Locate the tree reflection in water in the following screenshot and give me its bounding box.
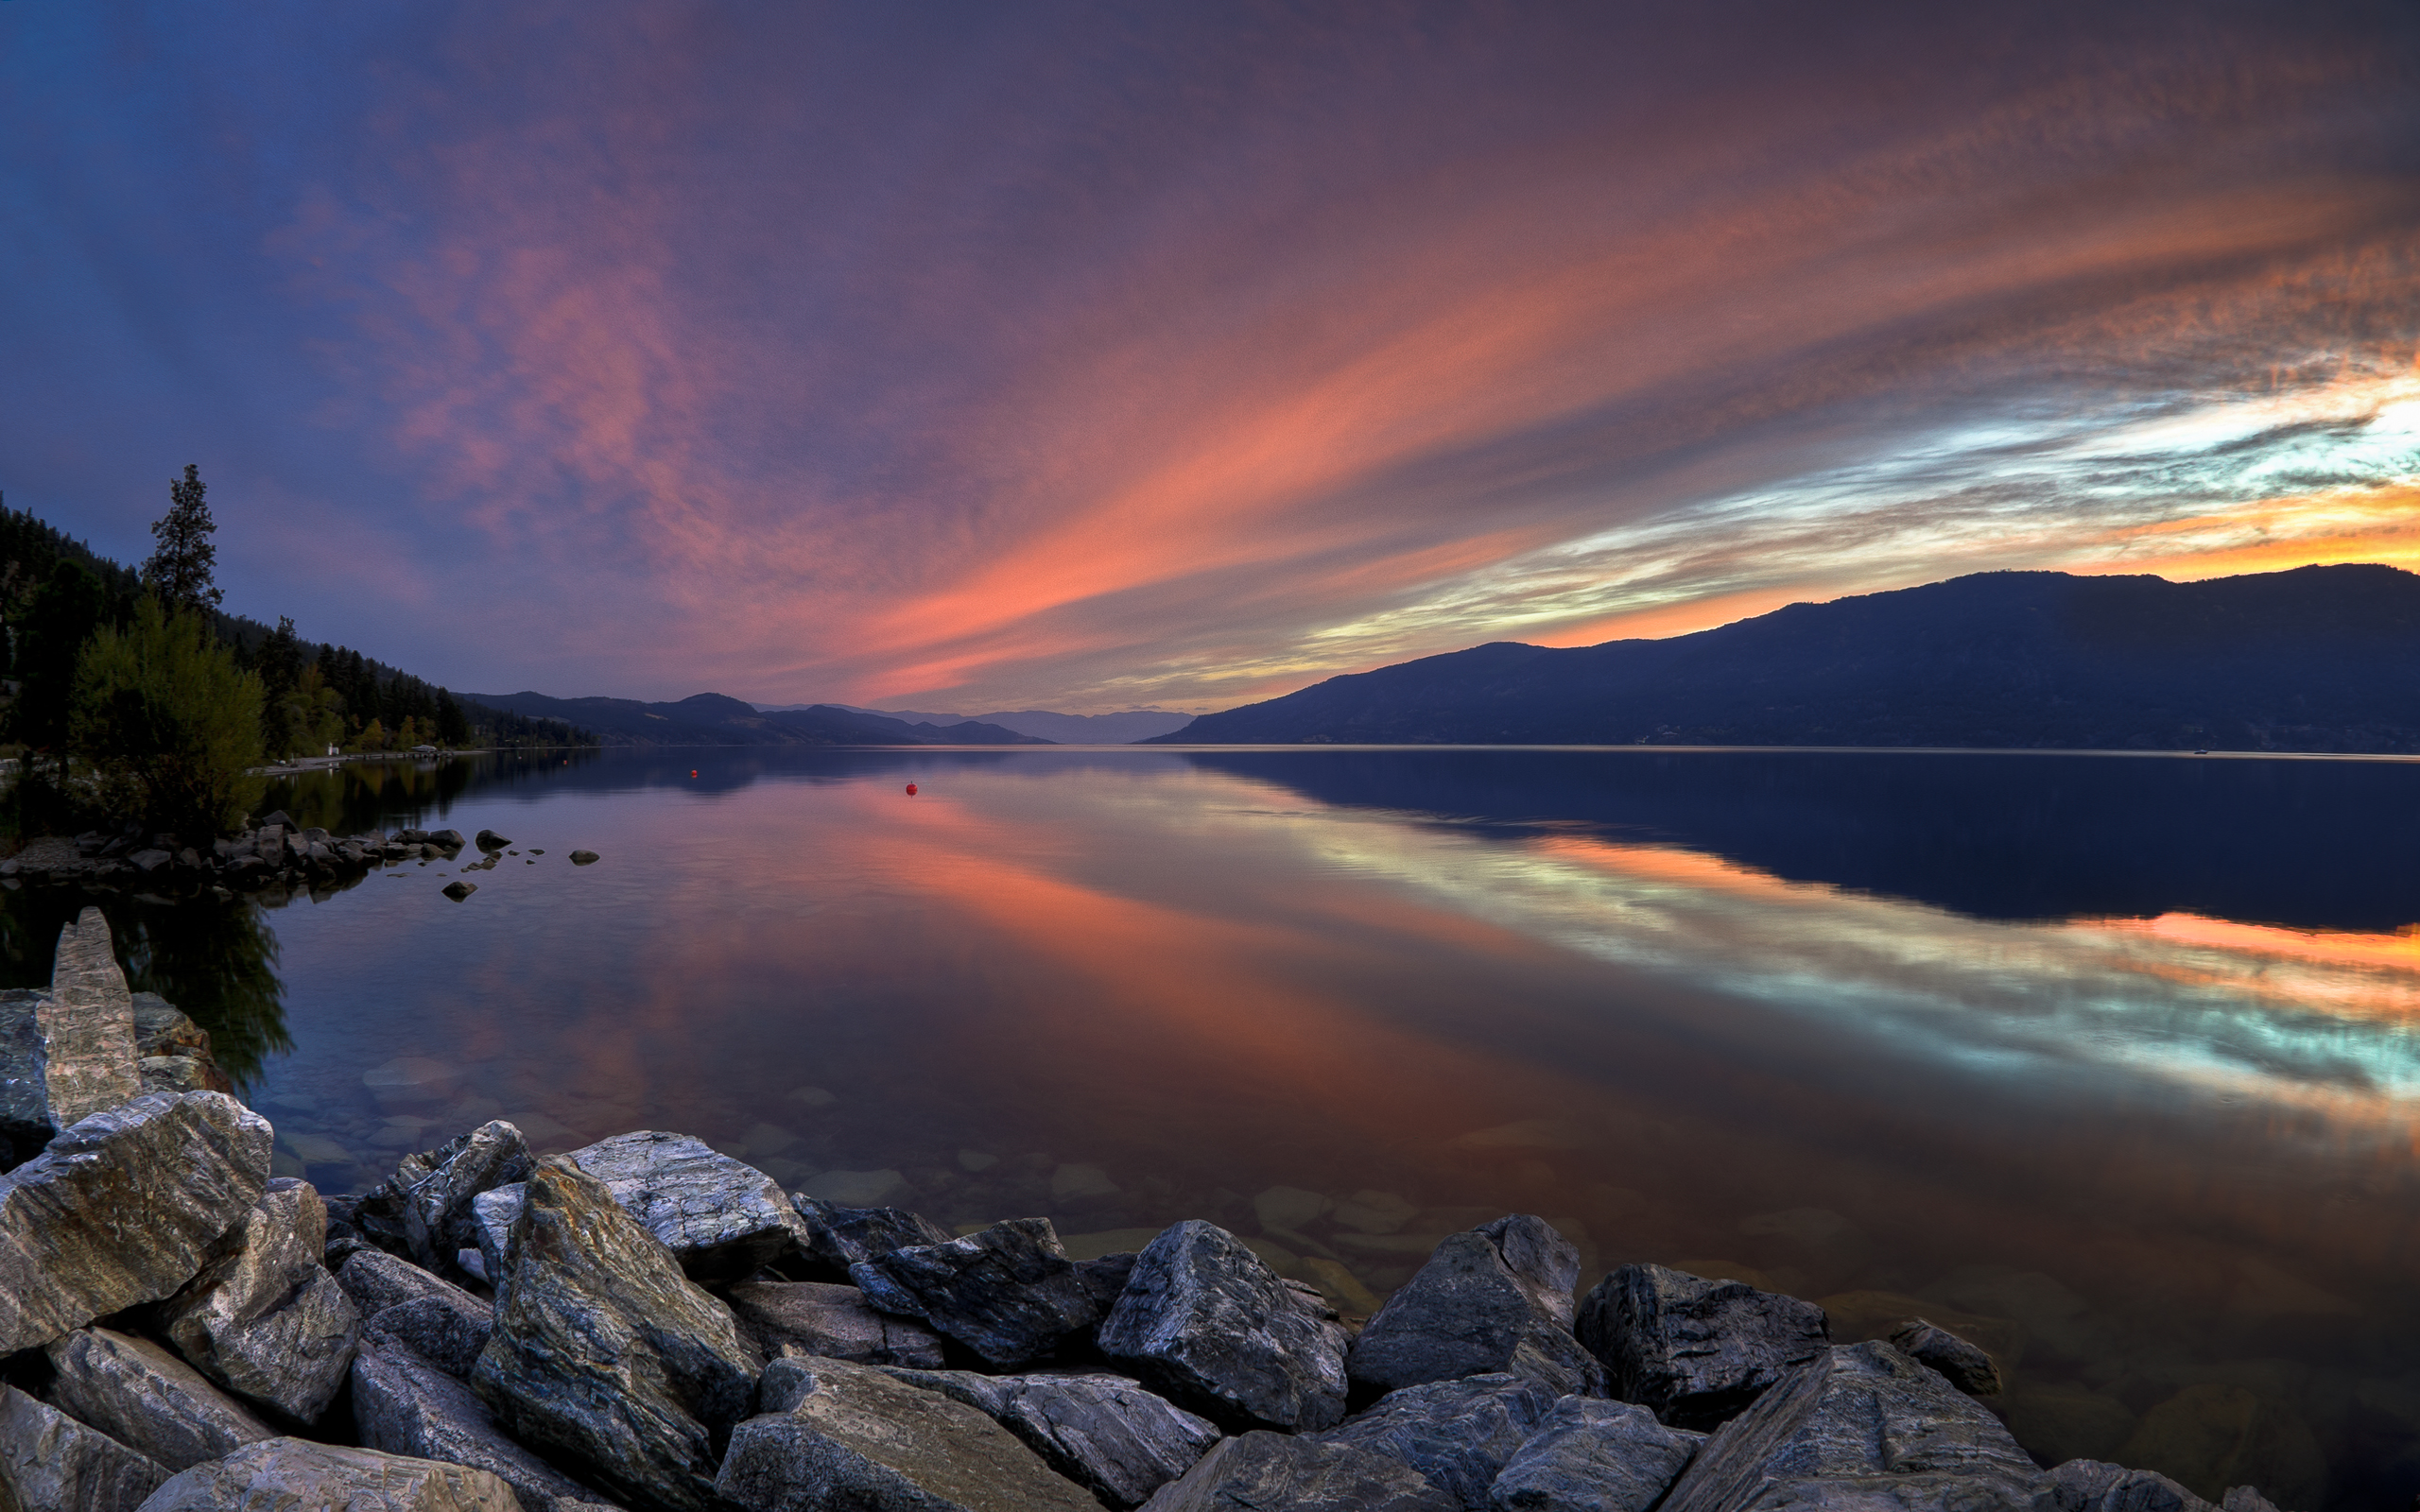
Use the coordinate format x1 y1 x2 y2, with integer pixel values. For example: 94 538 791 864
0 887 290 1088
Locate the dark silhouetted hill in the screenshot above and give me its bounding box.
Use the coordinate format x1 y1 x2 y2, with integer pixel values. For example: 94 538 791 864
1151 566 2420 751
462 691 1049 747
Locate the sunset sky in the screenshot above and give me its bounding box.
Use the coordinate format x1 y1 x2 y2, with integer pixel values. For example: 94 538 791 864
4 3 2415 713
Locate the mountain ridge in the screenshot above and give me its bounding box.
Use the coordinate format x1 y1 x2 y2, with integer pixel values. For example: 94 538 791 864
462 690 1049 747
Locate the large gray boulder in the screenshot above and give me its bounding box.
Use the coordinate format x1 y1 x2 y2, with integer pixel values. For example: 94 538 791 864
0 910 146 1166
792 1196 955 1280
1654 1341 2040 1512
0 1383 169 1512
470 1155 760 1512
567 1129 808 1281
43 1327 275 1472
1349 1216 1603 1400
1315 1373 1556 1511
354 1327 607 1512
716 1356 1098 1512
883 1367 1222 1509
2036 1460 2216 1512
724 1280 946 1367
1135 1430 1461 1512
1489 1397 1703 1512
1576 1264 1829 1430
1098 1219 1351 1433
849 1216 1105 1367
1888 1319 2002 1399
133 1436 527 1511
337 1248 494 1377
0 1091 273 1354
358 1121 535 1275
158 1177 361 1422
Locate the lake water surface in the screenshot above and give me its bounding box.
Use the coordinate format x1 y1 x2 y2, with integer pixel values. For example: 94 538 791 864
15 746 2420 1510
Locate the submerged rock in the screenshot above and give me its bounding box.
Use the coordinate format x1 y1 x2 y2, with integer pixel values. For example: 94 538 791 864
1098 1219 1351 1433
716 1356 1098 1512
0 1383 169 1512
1349 1215 1603 1400
0 1091 272 1355
1577 1263 1829 1431
724 1280 946 1367
357 1120 534 1275
793 1195 955 1280
1137 1430 1461 1512
42 1327 275 1473
158 1177 361 1422
135 1436 526 1512
471 1155 759 1512
354 1328 607 1512
569 1128 807 1280
1489 1397 1704 1512
1655 1341 2039 1512
849 1216 1104 1368
884 1367 1223 1509
1315 1372 1555 1511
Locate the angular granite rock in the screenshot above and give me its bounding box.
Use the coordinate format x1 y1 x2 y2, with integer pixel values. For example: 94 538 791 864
725 1280 946 1367
1576 1263 1829 1431
159 1177 361 1422
567 1129 807 1281
849 1216 1105 1368
337 1246 494 1363
1489 1397 1704 1512
472 1182 524 1281
470 1156 759 1512
354 1328 605 1512
358 1121 534 1274
1137 1430 1461 1512
1889 1318 2002 1398
43 1327 275 1472
0 1091 272 1354
0 1383 169 1512
884 1367 1222 1509
1098 1219 1351 1433
717 1356 1098 1512
1655 1341 2040 1512
134 1436 526 1511
793 1196 955 1280
41 907 142 1125
0 989 49 1166
131 994 232 1096
1315 1373 1555 1511
2036 1459 2217 1512
1350 1216 1604 1400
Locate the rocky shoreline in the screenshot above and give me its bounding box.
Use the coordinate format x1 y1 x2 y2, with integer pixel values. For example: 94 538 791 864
2 813 596 902
1 910 2305 1512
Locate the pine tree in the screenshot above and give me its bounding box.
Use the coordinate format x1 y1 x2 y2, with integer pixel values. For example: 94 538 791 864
142 464 223 612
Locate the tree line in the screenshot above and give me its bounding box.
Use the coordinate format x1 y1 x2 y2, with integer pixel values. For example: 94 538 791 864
3 470 593 838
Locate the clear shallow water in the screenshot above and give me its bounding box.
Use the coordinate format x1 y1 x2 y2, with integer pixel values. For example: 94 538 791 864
15 746 2420 1508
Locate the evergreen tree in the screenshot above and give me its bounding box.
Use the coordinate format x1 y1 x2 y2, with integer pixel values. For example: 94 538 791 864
142 464 222 612
435 689 470 746
12 559 108 749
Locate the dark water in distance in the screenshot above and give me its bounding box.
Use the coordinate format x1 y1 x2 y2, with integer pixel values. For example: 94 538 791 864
16 746 2420 1510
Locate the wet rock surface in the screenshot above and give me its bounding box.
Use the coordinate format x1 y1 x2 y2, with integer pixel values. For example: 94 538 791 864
135 1435 527 1511
717 1355 1099 1512
354 1327 607 1512
1350 1216 1605 1400
1098 1219 1352 1433
1577 1263 1830 1431
0 1382 170 1512
0 1090 272 1354
724 1279 946 1367
1138 1429 1462 1512
1315 1371 1556 1510
849 1215 1106 1367
158 1177 361 1422
1489 1397 1703 1512
884 1366 1224 1508
568 1128 805 1281
470 1155 759 1512
43 1326 277 1472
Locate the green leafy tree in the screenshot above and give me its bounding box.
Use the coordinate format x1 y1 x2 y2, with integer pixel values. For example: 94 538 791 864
141 464 222 613
70 597 263 835
11 558 108 750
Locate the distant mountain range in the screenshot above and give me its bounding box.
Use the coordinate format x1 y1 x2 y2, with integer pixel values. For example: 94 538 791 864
1150 565 2420 752
461 691 1049 747
754 704 1193 744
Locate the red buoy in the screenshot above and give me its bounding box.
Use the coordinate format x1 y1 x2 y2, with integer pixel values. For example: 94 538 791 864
690 769 698 778
905 783 918 795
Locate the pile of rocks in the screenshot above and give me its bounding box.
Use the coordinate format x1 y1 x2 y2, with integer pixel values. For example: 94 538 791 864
0 911 2305 1512
0 810 471 894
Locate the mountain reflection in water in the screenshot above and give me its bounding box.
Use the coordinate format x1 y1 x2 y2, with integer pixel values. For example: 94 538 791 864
9 746 2420 1509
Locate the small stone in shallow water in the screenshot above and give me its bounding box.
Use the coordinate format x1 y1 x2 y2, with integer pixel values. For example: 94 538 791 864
786 1084 838 1108
442 881 475 900
959 1148 998 1171
1253 1186 1328 1231
1332 1190 1420 1234
569 850 599 865
1053 1162 1120 1199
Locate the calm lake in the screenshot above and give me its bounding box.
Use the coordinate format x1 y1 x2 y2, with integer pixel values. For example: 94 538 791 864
13 746 2420 1509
